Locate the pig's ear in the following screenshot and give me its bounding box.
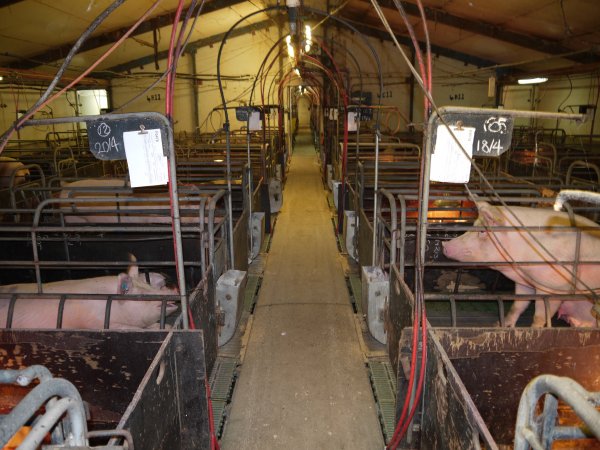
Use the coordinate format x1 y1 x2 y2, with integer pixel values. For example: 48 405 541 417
477 202 506 227
118 273 133 294
127 254 139 278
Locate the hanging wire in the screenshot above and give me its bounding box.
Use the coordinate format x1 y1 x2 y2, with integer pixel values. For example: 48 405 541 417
0 0 128 151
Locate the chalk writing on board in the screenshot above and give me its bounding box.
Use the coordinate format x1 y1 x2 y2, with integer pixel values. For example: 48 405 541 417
476 139 503 154
93 136 120 155
96 122 111 138
483 116 508 134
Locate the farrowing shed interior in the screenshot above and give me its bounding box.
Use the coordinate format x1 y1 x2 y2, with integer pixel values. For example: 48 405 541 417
0 1 599 449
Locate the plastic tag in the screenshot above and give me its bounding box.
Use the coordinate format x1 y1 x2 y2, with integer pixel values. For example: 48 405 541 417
123 128 168 187
430 124 475 183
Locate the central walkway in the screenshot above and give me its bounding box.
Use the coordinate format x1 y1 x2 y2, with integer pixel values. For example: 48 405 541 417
221 132 384 449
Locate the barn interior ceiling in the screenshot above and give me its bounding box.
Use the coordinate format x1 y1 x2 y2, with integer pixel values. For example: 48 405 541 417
0 0 598 85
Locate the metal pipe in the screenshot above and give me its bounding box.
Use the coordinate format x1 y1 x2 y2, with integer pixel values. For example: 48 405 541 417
208 189 227 270
0 378 87 448
0 365 53 385
514 374 600 449
19 397 77 450
554 189 600 211
377 189 397 269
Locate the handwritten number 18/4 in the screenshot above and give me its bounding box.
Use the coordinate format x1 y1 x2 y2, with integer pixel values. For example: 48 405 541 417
476 139 503 154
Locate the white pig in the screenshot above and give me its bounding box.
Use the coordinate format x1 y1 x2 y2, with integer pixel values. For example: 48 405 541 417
0 157 29 188
0 262 179 329
441 201 599 328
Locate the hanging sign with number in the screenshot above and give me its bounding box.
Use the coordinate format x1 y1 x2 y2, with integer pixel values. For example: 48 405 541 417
87 115 169 160
433 112 514 157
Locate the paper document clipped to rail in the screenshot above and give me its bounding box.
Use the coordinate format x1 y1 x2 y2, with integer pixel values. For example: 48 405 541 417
248 111 262 131
123 128 168 187
430 124 475 183
348 112 358 132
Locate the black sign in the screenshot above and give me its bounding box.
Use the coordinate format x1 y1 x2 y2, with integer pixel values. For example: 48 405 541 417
235 107 261 122
351 91 372 121
434 112 514 157
87 115 169 160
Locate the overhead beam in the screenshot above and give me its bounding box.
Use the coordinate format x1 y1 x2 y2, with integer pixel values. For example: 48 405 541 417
0 1 26 8
7 0 247 70
98 19 274 75
339 16 497 68
372 0 596 64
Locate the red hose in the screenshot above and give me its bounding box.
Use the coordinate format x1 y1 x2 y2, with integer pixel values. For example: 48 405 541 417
388 308 427 449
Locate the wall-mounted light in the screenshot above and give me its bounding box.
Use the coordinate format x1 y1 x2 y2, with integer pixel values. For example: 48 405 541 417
517 77 548 85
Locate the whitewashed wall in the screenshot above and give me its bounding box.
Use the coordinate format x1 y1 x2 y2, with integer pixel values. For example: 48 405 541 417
0 87 85 141
502 75 599 136
1 26 597 141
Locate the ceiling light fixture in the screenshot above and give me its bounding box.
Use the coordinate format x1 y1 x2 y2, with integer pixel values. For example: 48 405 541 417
517 77 548 85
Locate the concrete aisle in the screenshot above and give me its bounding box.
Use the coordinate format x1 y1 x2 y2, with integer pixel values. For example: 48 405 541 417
221 133 384 449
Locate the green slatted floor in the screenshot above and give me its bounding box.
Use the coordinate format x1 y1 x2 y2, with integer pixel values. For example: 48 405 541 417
208 236 267 439
368 359 398 443
348 273 363 316
209 357 238 438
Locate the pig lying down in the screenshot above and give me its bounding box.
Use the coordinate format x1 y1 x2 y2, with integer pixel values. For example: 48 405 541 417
0 261 179 329
0 157 29 188
442 201 600 328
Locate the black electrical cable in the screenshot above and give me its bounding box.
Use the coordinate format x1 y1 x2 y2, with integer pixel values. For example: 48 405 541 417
113 0 207 113
305 7 383 129
216 5 284 268
217 6 284 131
0 0 126 147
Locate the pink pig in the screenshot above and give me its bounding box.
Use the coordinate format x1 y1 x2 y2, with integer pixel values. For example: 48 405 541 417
0 261 179 329
0 157 29 188
442 201 599 328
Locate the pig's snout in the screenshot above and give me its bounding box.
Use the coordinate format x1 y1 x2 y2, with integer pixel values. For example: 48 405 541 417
441 240 453 257
441 239 471 260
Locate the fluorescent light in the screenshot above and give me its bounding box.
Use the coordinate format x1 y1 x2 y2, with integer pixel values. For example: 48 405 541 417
214 158 224 162
305 25 311 41
517 77 548 85
285 35 291 45
287 44 295 58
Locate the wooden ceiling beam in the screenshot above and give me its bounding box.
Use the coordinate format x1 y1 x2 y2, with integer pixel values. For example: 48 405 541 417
6 0 247 70
99 19 273 75
371 0 596 64
340 15 498 68
0 1 27 8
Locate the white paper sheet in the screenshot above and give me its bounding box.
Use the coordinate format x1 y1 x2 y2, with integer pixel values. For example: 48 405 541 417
249 111 262 131
123 128 169 187
348 112 357 132
430 124 475 183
